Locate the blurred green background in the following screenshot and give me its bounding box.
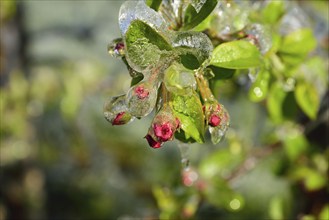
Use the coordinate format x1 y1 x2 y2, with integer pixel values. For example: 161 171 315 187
0 1 328 220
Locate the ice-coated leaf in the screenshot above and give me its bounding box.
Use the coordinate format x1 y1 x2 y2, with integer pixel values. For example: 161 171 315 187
173 31 213 68
119 0 168 35
124 20 172 72
248 69 270 102
170 92 205 143
145 0 162 11
295 81 319 120
279 28 316 56
164 62 196 94
182 0 218 30
210 41 263 69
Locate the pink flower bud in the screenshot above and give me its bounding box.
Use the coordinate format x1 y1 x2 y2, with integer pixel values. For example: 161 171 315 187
145 134 162 149
209 114 221 127
153 122 174 142
112 112 131 125
134 85 149 99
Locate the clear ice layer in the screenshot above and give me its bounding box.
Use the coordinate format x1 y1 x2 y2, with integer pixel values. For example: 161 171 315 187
126 81 158 117
172 31 213 63
164 62 196 94
119 1 169 36
103 94 134 124
191 0 207 13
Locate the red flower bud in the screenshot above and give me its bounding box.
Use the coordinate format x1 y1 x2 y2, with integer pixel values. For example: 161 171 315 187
145 134 162 149
153 122 174 142
209 114 221 127
134 85 149 99
112 112 130 125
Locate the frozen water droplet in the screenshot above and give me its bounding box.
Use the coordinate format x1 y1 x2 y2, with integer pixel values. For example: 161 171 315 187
126 81 158 117
119 1 169 36
191 0 207 13
177 142 190 170
107 38 124 58
103 94 134 125
172 31 213 63
212 2 250 36
245 24 272 54
209 126 225 144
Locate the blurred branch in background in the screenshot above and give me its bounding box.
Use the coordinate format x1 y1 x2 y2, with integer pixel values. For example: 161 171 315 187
0 1 328 220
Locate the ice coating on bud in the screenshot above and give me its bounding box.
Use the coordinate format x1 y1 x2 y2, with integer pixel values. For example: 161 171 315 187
103 94 134 125
107 38 125 58
204 102 230 144
119 1 169 36
164 62 196 94
245 24 272 55
126 81 158 117
145 107 180 148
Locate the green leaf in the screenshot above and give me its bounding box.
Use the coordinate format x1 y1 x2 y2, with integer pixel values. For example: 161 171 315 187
292 167 326 191
248 70 270 102
145 0 162 11
130 74 144 87
180 54 200 70
125 20 172 71
295 81 319 119
267 82 287 123
279 28 317 56
210 41 263 69
192 12 213 31
262 1 285 24
182 0 218 31
170 93 205 143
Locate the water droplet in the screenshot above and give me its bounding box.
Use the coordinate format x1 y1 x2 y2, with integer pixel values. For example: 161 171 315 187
126 81 158 117
107 38 125 58
177 142 190 170
103 94 134 125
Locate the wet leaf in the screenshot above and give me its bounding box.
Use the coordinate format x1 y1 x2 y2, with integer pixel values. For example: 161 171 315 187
170 92 205 143
210 41 263 69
